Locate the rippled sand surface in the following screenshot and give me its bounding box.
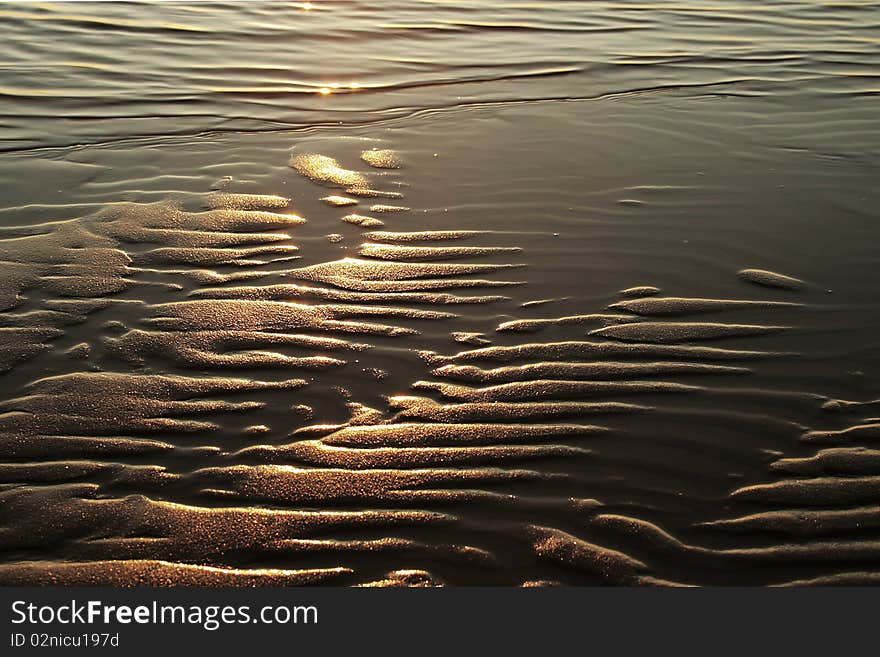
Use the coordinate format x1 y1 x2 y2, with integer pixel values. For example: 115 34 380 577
0 1 879 586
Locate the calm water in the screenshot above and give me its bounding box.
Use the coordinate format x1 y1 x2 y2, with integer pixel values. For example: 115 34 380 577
0 1 879 586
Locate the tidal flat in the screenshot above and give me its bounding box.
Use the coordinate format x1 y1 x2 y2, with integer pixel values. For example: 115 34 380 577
0 1 878 586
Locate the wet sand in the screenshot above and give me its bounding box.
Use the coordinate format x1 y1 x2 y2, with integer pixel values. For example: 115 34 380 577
0 1 879 586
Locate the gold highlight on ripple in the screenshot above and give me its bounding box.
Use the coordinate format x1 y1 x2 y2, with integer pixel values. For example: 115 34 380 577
370 204 409 213
0 484 448 576
738 268 805 290
496 314 633 333
0 561 349 587
365 230 488 242
195 463 553 504
104 328 360 369
321 195 358 207
452 331 491 345
608 296 803 317
388 396 648 422
318 422 607 447
146 299 424 336
189 282 506 305
342 214 384 228
0 371 303 438
421 340 784 367
361 149 401 169
590 321 790 343
290 153 367 188
431 361 751 384
289 257 525 292
238 439 589 469
204 193 289 210
358 243 522 261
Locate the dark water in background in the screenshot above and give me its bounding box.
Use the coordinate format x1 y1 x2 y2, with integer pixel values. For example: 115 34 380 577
0 1 878 586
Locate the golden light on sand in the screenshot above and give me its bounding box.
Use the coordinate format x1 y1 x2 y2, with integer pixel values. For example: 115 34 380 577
317 82 362 94
289 153 368 187
4 0 879 597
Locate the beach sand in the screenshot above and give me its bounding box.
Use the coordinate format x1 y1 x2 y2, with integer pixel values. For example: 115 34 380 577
0 1 878 586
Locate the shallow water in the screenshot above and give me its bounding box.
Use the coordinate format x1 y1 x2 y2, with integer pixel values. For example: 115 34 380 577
0 1 879 586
